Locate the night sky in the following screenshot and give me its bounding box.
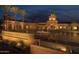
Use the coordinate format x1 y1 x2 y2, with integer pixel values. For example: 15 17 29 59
1 5 79 22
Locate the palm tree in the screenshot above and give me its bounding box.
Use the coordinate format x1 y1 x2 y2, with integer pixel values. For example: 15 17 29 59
2 5 11 17
0 5 11 23
0 6 11 31
18 9 27 21
10 6 18 20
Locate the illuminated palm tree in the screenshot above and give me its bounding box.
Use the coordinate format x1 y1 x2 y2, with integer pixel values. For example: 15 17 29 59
2 5 11 16
0 5 11 21
10 6 18 20
0 6 11 31
18 9 27 21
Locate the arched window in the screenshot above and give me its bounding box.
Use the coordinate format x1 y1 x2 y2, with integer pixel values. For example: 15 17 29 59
59 26 63 29
8 24 12 30
73 26 78 30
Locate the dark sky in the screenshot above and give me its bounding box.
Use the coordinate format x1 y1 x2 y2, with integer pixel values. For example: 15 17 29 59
1 5 79 22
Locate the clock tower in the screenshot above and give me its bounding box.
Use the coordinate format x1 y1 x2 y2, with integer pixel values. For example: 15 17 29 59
47 10 58 30
48 10 57 23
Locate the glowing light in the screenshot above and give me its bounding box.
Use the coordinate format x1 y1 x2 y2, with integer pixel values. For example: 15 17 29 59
61 47 66 52
63 26 66 29
73 26 77 30
59 26 62 29
16 42 21 47
49 17 56 21
26 26 29 29
52 18 56 21
2 31 34 46
55 26 58 29
49 18 52 21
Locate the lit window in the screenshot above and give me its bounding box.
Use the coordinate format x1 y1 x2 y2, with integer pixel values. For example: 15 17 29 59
63 26 66 29
51 24 53 26
26 26 29 29
49 18 56 21
55 26 58 29
73 26 77 30
53 18 56 20
60 26 62 29
49 18 52 21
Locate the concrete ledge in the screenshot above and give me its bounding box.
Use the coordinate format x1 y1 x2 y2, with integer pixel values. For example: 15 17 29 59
30 45 65 54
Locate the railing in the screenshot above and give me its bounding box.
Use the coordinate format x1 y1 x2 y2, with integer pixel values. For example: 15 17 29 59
32 39 71 53
34 30 79 44
3 29 79 44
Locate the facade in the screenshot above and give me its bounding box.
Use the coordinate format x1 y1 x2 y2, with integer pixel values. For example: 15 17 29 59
3 12 79 33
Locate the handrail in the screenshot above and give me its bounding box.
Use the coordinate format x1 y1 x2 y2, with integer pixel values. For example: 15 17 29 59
3 34 30 40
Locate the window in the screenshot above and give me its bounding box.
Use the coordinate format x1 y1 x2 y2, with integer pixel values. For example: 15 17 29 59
26 25 29 29
73 26 77 30
63 26 66 29
52 18 56 21
59 26 62 29
55 26 59 29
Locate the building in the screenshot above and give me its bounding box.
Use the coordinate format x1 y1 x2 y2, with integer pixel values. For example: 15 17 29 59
2 11 79 33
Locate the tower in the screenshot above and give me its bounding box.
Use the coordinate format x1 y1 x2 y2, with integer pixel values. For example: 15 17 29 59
48 10 57 24
47 10 58 30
